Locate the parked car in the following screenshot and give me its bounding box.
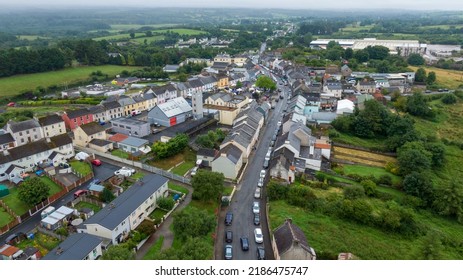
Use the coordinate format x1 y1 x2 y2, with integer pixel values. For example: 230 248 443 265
190 166 198 176
7 102 15 107
277 121 282 127
254 188 261 199
260 170 266 178
257 177 264 188
225 230 233 243
35 170 45 177
252 201 260 214
91 159 102 166
225 211 233 226
114 167 135 177
254 228 263 244
263 159 269 169
240 237 249 251
256 247 265 260
254 213 260 225
73 189 88 199
91 178 101 185
224 244 233 260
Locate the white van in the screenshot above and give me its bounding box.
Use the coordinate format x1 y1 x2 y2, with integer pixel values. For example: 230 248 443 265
41 206 55 219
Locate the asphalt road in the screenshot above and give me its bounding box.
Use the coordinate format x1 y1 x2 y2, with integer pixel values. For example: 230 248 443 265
0 161 120 243
215 72 288 260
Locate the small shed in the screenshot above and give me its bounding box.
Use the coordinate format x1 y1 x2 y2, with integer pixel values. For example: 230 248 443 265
0 185 9 198
88 183 105 196
40 216 61 230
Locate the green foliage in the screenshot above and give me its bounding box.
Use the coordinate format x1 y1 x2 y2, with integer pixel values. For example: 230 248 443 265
136 219 156 237
267 180 289 200
154 237 212 260
406 92 435 119
433 179 463 223
100 187 115 203
365 45 390 60
255 75 276 91
361 179 378 197
407 54 425 66
343 185 366 200
403 172 435 205
397 142 432 175
55 227 69 237
417 232 443 260
157 196 175 211
172 207 215 241
287 185 316 208
415 67 427 83
195 129 225 149
102 244 135 260
425 142 446 167
18 177 50 206
152 134 189 159
427 71 437 85
441 93 457 104
378 174 393 186
191 170 224 202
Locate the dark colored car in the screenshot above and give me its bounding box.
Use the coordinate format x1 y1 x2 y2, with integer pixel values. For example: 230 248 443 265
225 230 233 243
254 213 260 226
225 211 233 226
240 237 249 251
256 247 265 260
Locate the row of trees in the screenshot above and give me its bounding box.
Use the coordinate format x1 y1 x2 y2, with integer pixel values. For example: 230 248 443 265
0 48 66 77
152 134 189 159
414 68 436 85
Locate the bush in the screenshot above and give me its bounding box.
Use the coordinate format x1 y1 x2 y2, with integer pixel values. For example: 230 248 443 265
137 220 155 237
378 174 393 186
361 179 378 197
157 196 175 211
287 185 316 208
267 180 289 200
55 227 69 237
385 161 400 175
343 185 366 200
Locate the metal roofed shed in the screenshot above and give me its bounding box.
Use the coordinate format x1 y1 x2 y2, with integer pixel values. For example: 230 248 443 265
147 97 193 127
0 185 9 198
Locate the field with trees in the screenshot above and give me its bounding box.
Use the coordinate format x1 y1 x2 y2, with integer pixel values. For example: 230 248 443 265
409 66 463 89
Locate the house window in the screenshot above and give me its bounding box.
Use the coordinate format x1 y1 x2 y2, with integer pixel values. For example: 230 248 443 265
21 139 24 143
115 227 118 231
19 132 23 136
33 128 36 132
34 135 38 139
95 228 98 232
74 119 77 123
122 221 125 226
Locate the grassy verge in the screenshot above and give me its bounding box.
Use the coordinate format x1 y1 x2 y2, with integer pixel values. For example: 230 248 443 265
0 65 142 98
111 149 130 159
70 161 92 176
16 232 61 256
168 182 189 194
339 165 401 185
222 186 234 196
0 206 14 227
330 130 388 151
171 162 195 176
1 187 30 216
150 148 196 170
39 176 63 196
74 201 102 213
142 236 165 260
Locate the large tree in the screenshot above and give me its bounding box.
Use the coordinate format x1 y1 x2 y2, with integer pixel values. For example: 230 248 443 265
102 244 135 260
172 207 215 241
426 71 437 85
397 142 432 175
433 179 463 223
191 170 224 202
407 54 425 66
18 177 50 206
403 172 434 205
255 75 276 91
406 92 434 119
415 67 427 83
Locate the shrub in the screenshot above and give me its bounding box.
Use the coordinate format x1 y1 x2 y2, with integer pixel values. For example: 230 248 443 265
267 181 289 200
55 227 69 237
157 196 175 211
361 179 378 197
343 185 366 200
378 174 393 186
441 93 457 104
287 185 316 208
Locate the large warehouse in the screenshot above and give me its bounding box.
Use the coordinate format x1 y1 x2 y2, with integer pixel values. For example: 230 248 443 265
147 97 193 127
310 38 427 56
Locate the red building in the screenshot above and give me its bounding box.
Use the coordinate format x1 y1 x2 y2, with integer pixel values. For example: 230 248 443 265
61 108 94 130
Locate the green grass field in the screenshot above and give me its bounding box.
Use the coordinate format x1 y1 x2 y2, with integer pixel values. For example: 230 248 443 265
418 24 463 30
70 161 92 176
111 149 130 159
39 176 63 196
74 201 102 213
171 162 195 176
0 65 142 98
0 187 30 216
0 206 14 228
340 165 402 185
131 35 165 44
17 35 51 40
149 208 168 223
168 182 189 194
331 130 388 151
143 236 164 260
409 66 463 89
151 148 196 170
109 24 178 31
95 28 206 41
269 199 463 259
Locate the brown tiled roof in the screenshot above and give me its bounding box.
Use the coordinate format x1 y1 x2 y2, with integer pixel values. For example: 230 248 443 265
108 133 129 143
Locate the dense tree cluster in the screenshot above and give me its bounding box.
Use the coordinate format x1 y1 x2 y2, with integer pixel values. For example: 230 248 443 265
152 134 189 159
191 170 225 202
0 48 66 77
172 207 215 241
18 177 50 206
195 129 226 149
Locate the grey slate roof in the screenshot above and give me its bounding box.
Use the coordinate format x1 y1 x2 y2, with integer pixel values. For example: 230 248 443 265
7 119 41 133
66 108 91 119
102 101 122 110
273 219 315 257
111 117 147 127
42 233 103 260
119 136 148 147
38 115 63 127
82 174 168 231
199 75 217 85
220 144 243 164
117 97 135 107
89 139 112 147
0 133 15 145
271 147 295 170
152 84 177 95
197 148 217 158
0 138 67 165
50 134 73 147
187 78 204 88
88 105 105 114
80 122 106 136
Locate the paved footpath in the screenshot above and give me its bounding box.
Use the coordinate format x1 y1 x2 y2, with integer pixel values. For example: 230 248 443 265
136 184 193 259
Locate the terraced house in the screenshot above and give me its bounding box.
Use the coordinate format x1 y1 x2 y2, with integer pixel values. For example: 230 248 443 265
6 119 44 146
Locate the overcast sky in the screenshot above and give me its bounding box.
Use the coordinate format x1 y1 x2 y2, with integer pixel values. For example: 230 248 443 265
1 0 463 10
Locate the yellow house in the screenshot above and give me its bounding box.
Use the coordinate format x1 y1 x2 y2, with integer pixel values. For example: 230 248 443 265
73 122 113 152
216 74 229 88
204 92 249 125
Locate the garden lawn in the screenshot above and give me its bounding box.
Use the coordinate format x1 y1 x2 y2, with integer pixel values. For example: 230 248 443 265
130 172 145 180
70 161 92 176
149 208 168 224
16 232 61 256
0 206 14 228
168 182 189 194
142 236 164 260
39 176 63 196
74 201 102 213
222 186 234 196
111 149 129 159
340 165 402 185
0 187 30 216
0 65 142 98
150 148 196 170
171 162 195 176
269 200 463 259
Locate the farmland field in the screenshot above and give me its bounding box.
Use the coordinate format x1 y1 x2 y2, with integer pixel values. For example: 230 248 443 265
0 65 142 98
409 66 463 89
17 35 51 40
131 35 165 44
332 146 396 167
109 24 178 31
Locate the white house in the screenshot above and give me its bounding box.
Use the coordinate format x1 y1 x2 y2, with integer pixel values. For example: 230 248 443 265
6 119 44 147
336 99 355 115
37 115 66 138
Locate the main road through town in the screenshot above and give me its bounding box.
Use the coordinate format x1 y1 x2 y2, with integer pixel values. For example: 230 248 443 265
215 72 289 260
